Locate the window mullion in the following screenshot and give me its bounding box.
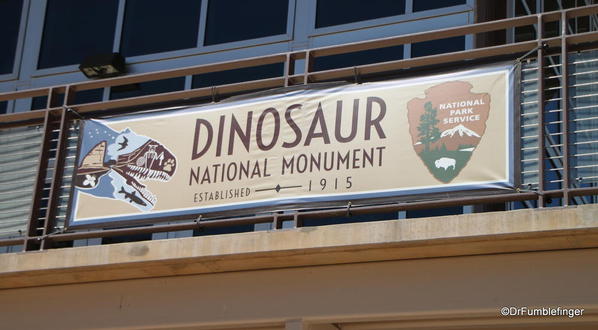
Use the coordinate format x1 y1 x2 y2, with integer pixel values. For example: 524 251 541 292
197 0 209 47
112 0 127 53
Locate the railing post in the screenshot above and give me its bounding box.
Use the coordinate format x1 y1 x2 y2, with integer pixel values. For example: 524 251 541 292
40 106 69 250
25 111 53 250
537 14 546 208
561 11 571 207
304 51 313 85
284 53 293 87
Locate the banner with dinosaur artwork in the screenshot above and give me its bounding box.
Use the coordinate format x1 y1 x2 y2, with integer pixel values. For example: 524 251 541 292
67 64 516 228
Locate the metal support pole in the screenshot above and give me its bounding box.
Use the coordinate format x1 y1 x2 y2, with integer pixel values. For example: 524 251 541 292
537 14 546 207
304 51 313 85
284 53 292 87
561 11 571 206
40 107 69 249
25 111 53 250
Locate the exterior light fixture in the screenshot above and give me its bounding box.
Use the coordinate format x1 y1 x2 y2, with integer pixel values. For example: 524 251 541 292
79 53 126 79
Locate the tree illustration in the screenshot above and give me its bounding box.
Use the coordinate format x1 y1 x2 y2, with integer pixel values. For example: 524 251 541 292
417 102 440 152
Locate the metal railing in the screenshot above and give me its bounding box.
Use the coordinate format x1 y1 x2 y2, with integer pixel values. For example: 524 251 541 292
1 5 598 251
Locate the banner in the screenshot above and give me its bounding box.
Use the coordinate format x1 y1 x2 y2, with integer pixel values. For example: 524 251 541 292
67 64 516 227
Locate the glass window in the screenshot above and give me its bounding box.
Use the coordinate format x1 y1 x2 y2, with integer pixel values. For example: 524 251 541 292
514 0 536 41
31 94 66 110
120 0 202 57
0 0 23 74
110 77 185 100
38 0 119 69
413 0 466 12
313 45 403 71
74 88 104 104
0 101 7 114
192 63 283 88
32 89 103 110
204 0 288 45
316 0 405 28
31 96 48 110
411 36 465 58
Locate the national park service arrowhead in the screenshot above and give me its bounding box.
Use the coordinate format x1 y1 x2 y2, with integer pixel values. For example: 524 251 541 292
407 81 491 183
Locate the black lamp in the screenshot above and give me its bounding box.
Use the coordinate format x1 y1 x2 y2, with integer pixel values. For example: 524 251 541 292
79 53 126 79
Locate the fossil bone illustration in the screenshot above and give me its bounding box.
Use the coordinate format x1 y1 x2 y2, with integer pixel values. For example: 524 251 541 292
74 123 177 211
111 140 177 206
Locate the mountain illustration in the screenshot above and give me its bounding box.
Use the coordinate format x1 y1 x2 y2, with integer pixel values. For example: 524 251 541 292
413 124 481 153
440 124 480 138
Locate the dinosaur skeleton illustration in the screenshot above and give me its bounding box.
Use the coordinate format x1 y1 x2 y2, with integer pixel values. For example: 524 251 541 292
75 136 176 209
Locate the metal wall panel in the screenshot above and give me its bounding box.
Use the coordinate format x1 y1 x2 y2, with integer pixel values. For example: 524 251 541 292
0 125 42 237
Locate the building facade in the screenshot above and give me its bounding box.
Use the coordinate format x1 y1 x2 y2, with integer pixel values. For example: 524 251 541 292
1 1 598 329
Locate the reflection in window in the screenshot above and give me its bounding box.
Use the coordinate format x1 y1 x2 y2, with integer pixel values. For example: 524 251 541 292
411 36 465 58
316 0 405 28
192 63 283 88
31 96 48 111
0 0 23 74
38 0 118 69
120 0 202 57
514 0 536 41
313 45 403 71
204 0 288 45
413 0 466 12
32 90 103 110
110 77 185 100
74 89 104 104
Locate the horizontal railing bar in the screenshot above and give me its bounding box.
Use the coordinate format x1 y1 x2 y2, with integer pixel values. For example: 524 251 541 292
312 15 539 58
573 140 598 145
0 87 55 102
73 54 288 93
72 77 286 114
0 208 31 214
308 39 557 83
573 127 598 134
573 164 598 169
0 238 25 247
573 151 598 157
46 192 540 242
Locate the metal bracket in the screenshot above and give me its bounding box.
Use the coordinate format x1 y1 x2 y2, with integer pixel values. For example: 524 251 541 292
346 201 353 217
516 42 548 63
64 106 84 120
515 184 542 195
353 67 362 84
211 87 219 103
194 215 203 229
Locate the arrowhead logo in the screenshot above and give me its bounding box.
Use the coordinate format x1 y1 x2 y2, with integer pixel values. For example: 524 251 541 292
407 81 491 183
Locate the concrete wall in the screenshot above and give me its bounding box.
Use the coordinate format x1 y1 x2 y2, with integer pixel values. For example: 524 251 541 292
1 248 597 329
2 205 598 329
3 205 598 289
